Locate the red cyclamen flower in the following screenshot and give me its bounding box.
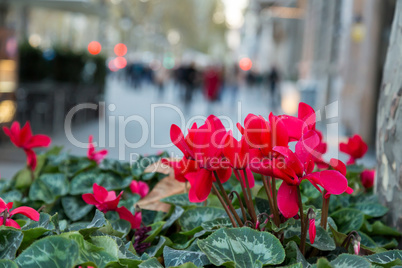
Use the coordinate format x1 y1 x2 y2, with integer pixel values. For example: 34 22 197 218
166 115 232 203
309 218 316 244
3 121 51 170
339 134 368 165
0 198 40 229
87 135 108 164
82 183 141 229
360 169 375 189
130 180 149 198
222 130 255 187
251 131 352 218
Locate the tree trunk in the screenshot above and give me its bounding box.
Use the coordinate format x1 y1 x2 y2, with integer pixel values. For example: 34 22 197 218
376 0 402 231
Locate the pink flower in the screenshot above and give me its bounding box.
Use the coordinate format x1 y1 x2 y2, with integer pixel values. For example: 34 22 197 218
115 206 142 229
87 135 108 164
279 102 316 141
340 134 368 165
3 121 51 170
82 183 122 213
309 218 316 244
82 184 142 229
354 240 360 255
360 169 375 189
130 180 149 198
0 198 40 229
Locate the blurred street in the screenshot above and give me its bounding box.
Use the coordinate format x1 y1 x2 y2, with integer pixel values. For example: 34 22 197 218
0 74 376 178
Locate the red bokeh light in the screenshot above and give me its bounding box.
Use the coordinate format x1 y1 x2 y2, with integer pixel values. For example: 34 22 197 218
114 43 127 56
114 57 127 69
88 41 102 55
108 60 118 72
239 57 252 71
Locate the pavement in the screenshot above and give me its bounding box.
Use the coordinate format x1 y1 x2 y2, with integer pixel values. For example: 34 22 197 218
0 75 376 179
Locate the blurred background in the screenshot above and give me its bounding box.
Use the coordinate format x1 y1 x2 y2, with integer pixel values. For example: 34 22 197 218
0 0 395 178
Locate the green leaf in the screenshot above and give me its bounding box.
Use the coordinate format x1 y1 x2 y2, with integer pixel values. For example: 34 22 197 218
143 221 166 243
161 193 203 208
1 190 22 204
69 210 107 237
20 213 55 250
145 236 172 257
69 171 102 195
162 205 184 231
0 179 10 193
12 168 32 190
330 254 370 268
372 236 399 249
61 195 94 221
178 206 225 232
308 226 336 251
0 227 23 260
163 245 210 267
89 235 119 257
285 241 308 268
110 219 132 237
15 236 79 268
365 250 402 264
0 260 18 268
29 173 69 204
138 257 163 268
60 232 118 268
361 220 401 236
168 263 199 268
59 156 95 177
354 203 388 218
330 208 364 233
357 231 377 248
202 218 233 231
198 227 285 268
311 257 332 268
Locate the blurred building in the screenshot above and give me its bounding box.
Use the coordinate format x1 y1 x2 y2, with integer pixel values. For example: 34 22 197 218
240 0 395 145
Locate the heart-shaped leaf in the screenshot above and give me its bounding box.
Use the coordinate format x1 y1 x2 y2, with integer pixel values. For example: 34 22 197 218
330 208 364 233
29 173 69 204
163 245 210 267
198 227 285 268
0 227 23 260
15 236 79 268
178 207 225 232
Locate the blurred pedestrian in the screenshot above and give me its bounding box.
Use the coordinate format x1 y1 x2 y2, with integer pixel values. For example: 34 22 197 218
268 65 280 109
182 63 197 110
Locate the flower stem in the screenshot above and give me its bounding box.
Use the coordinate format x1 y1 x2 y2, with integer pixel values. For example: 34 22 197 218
212 184 237 227
297 186 307 255
213 171 243 227
234 169 253 221
229 191 248 223
241 169 257 223
270 176 281 227
262 175 280 226
30 169 35 182
320 190 330 230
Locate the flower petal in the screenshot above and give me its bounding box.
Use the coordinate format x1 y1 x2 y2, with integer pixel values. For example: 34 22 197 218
82 193 99 205
313 170 348 195
186 169 213 203
277 182 299 218
27 134 51 148
10 206 40 221
93 183 109 203
5 219 21 229
116 207 141 229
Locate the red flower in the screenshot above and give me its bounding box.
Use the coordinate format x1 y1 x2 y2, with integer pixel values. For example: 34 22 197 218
130 180 149 198
82 183 122 213
87 135 108 164
3 121 51 170
237 113 288 158
309 218 316 244
82 183 141 229
167 115 231 202
251 131 351 218
161 157 198 183
115 206 142 229
0 198 40 229
360 169 375 189
279 102 316 141
339 134 368 165
222 130 255 187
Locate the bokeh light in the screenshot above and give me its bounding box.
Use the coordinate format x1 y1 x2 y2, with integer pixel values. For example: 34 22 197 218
114 43 127 56
163 54 175 69
88 41 102 55
114 57 127 69
239 57 252 71
108 59 118 72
